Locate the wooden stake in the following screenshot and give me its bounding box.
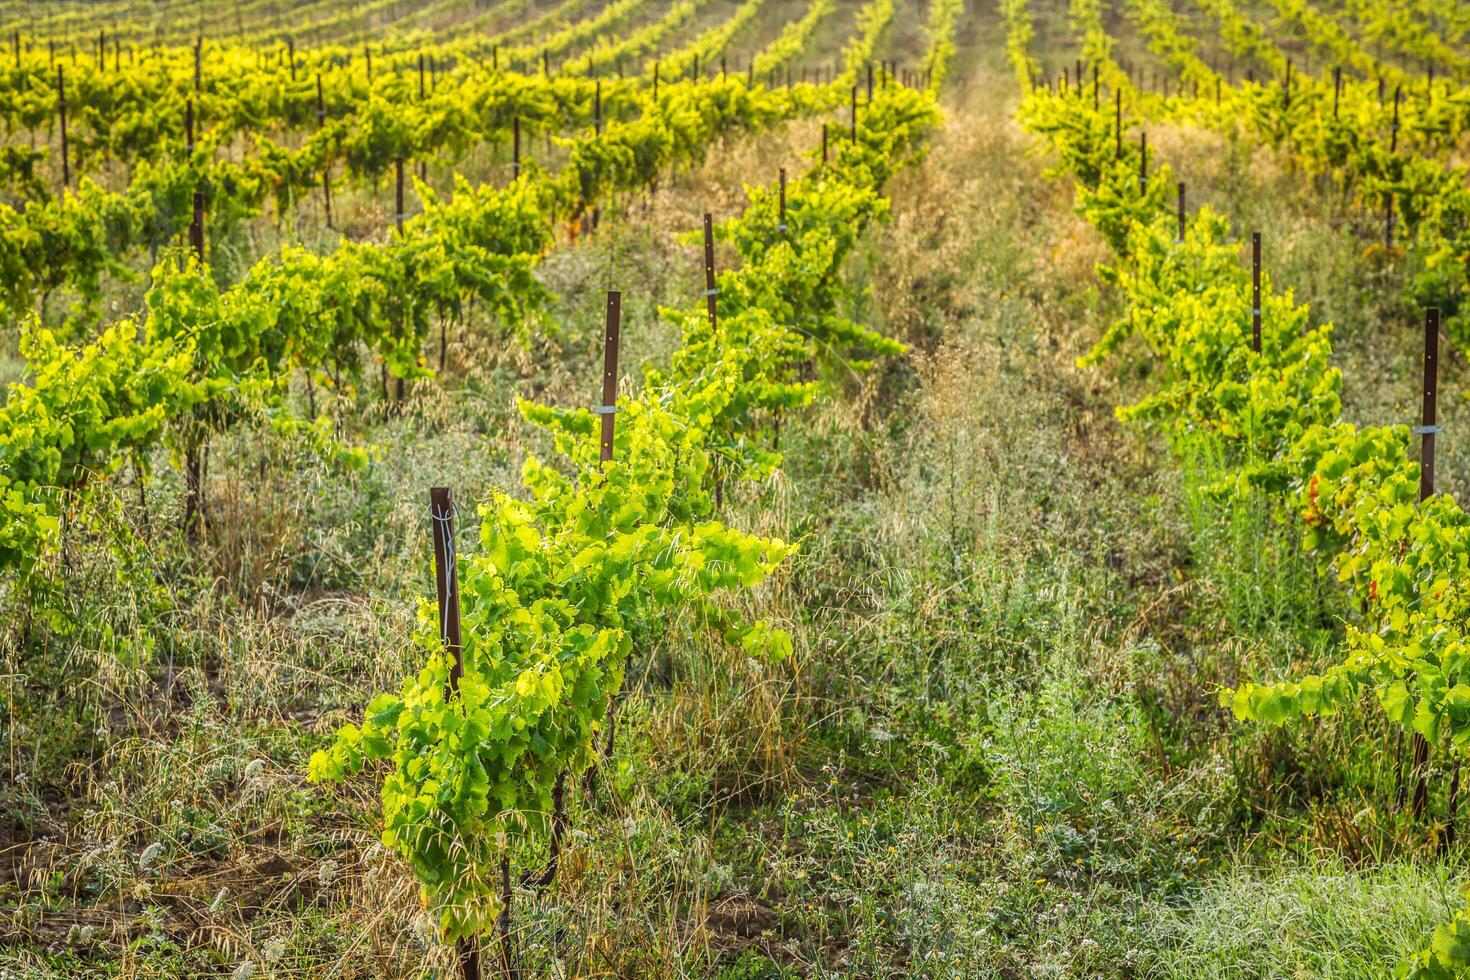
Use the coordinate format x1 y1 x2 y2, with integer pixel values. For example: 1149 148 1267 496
1114 88 1122 158
496 857 514 979
417 54 428 183
1138 131 1147 194
1385 86 1400 249
1391 86 1401 152
704 213 725 509
189 190 205 261
395 157 404 233
427 486 484 980
1177 182 1186 243
56 65 68 188
317 74 332 228
429 486 466 701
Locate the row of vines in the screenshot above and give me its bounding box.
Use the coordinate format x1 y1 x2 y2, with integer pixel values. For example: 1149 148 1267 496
303 0 961 975
0 0 909 593
1004 0 1470 973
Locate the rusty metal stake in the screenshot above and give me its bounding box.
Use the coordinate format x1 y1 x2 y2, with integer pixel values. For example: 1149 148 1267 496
590 291 624 791
703 213 718 336
778 168 787 234
317 74 332 228
1251 232 1262 353
598 291 621 464
189 190 205 261
1177 182 1186 243
1138 131 1147 194
1386 87 1401 249
395 158 405 234
1409 307 1440 824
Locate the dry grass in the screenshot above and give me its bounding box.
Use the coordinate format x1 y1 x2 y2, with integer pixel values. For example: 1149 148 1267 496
4 11 1466 980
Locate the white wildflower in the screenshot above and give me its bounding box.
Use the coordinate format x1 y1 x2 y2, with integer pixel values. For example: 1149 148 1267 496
137 841 163 869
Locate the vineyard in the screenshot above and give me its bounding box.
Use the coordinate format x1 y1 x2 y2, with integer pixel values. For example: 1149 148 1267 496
2 0 1470 976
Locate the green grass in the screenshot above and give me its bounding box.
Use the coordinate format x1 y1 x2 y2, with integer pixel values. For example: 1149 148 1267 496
1142 859 1464 979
